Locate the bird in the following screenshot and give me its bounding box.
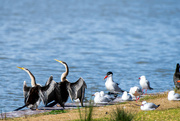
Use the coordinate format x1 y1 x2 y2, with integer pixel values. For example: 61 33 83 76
140 101 160 111
173 63 180 89
14 67 56 111
92 92 111 104
104 72 124 95
121 91 132 101
99 91 116 100
139 75 153 94
129 86 143 102
53 59 87 107
168 90 180 101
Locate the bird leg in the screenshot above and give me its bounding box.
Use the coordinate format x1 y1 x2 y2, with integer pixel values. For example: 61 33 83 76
79 97 83 107
135 96 140 102
145 89 147 95
36 105 39 111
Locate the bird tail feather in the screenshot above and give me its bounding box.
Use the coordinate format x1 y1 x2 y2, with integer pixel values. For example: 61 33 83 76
157 104 160 108
150 87 153 90
14 104 28 111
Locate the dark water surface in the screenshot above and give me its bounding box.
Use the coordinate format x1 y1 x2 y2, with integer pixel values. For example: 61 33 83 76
0 0 180 112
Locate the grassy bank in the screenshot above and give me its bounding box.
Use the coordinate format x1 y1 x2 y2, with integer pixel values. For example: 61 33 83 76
4 92 180 121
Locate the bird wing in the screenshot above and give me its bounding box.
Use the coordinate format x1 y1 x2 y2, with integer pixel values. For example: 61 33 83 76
45 75 53 85
67 77 87 102
138 87 143 93
23 81 31 103
148 103 159 109
111 82 123 93
146 80 153 90
39 76 57 105
174 93 180 100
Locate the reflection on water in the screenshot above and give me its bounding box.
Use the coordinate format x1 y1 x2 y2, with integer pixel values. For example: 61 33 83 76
0 0 180 112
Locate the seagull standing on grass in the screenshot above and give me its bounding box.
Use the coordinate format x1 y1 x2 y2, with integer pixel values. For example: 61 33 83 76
168 90 180 101
140 101 160 111
139 75 153 94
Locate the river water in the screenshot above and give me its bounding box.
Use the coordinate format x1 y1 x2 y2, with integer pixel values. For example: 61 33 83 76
0 0 180 112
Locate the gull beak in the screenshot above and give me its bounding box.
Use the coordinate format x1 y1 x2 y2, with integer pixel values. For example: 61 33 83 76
54 59 62 63
139 77 141 79
92 94 95 96
17 66 24 70
177 80 180 83
104 75 108 80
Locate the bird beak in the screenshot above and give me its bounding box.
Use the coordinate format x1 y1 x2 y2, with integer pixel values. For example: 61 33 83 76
177 80 180 83
54 59 62 63
139 77 141 79
17 66 24 70
92 94 95 96
104 75 108 80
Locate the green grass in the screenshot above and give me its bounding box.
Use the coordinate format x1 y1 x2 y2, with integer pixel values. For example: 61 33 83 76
43 110 67 115
134 107 180 121
110 107 135 121
74 118 109 121
92 107 180 121
139 93 167 101
115 101 129 105
76 101 94 121
77 106 94 121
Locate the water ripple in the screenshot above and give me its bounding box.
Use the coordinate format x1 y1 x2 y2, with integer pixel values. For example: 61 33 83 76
0 0 180 113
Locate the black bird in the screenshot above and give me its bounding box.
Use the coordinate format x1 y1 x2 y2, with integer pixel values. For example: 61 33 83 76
173 63 180 89
53 59 87 107
14 67 56 111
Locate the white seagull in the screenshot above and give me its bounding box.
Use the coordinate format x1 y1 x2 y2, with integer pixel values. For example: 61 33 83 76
100 91 116 100
122 91 132 101
92 92 111 104
139 75 153 94
168 90 180 101
104 72 123 94
140 101 160 111
129 86 143 102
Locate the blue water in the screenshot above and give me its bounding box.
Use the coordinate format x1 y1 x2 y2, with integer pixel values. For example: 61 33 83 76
0 0 180 113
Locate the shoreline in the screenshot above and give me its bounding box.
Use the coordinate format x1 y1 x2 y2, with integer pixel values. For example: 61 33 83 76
0 91 170 119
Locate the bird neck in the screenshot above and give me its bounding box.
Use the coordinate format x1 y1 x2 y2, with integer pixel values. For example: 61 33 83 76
26 70 36 87
61 63 69 82
107 76 113 82
100 91 105 96
176 65 179 73
61 73 68 82
124 92 127 95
